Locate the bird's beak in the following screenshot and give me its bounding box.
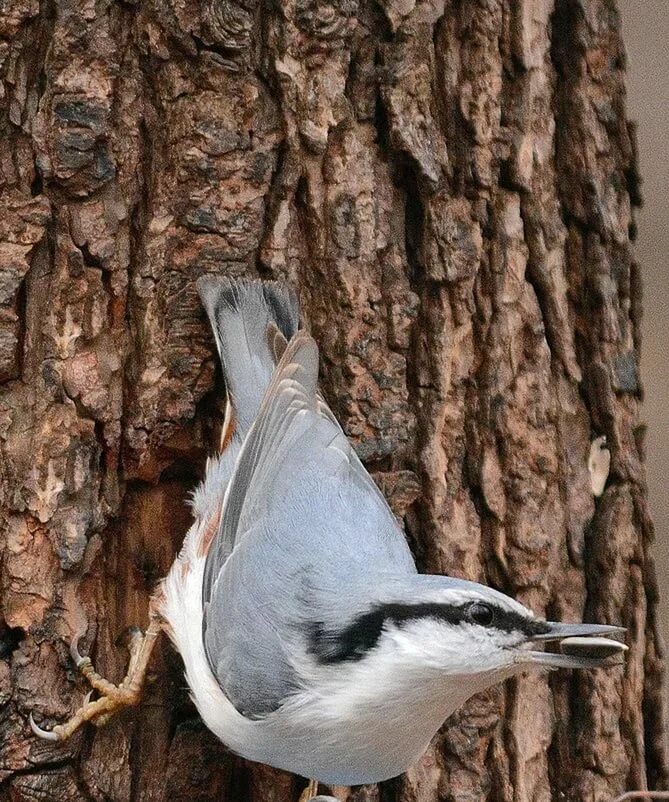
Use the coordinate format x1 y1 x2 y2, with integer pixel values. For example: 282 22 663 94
522 621 628 669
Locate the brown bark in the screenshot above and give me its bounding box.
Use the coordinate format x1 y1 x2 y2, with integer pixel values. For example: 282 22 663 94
0 0 665 800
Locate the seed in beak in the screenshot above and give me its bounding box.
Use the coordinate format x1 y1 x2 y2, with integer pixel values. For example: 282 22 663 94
559 636 628 660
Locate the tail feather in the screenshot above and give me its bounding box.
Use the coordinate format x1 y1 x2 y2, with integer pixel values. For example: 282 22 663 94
196 277 299 440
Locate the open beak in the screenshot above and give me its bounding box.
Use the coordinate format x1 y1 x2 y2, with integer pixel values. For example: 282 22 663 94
523 622 628 669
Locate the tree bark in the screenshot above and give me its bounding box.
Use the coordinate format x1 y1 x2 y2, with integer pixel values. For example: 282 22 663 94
0 0 665 800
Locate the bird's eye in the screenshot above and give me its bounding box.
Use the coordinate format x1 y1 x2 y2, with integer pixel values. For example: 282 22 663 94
468 602 495 626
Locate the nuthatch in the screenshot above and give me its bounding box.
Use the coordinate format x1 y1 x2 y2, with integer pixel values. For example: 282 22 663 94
31 278 627 791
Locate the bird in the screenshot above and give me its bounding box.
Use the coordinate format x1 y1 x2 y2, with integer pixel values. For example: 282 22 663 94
31 277 627 790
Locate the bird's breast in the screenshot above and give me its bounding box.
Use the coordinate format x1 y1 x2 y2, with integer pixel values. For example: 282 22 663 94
254 661 471 785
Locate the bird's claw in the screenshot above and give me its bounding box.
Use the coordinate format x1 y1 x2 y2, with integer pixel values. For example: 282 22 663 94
29 688 93 741
29 617 162 743
29 712 60 742
69 632 90 668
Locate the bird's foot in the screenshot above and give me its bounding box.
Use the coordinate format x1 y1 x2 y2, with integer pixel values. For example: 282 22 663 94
30 617 161 742
298 779 319 802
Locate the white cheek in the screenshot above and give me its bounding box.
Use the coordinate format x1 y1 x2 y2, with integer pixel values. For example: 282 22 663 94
389 621 517 674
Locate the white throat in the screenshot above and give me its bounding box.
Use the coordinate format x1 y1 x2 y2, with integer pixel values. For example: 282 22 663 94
284 621 518 783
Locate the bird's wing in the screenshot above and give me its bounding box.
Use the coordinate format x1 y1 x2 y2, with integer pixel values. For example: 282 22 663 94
202 331 416 717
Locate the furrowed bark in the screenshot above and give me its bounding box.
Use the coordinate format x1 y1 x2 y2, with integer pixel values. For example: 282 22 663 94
0 1 665 800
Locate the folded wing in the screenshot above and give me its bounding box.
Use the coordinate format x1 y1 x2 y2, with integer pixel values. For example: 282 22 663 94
202 331 416 717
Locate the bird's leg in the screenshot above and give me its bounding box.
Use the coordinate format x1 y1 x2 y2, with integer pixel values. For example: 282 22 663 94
73 626 144 699
30 612 163 741
298 779 319 802
89 619 161 727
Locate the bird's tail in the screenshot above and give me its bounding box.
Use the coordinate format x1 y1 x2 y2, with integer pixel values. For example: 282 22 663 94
196 276 299 444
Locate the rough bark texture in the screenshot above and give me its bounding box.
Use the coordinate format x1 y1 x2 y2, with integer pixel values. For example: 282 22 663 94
0 1 665 800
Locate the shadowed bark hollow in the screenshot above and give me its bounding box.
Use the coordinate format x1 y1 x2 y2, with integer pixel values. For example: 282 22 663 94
0 0 665 800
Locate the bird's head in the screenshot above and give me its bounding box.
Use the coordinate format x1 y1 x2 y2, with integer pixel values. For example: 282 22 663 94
300 575 626 783
309 576 626 696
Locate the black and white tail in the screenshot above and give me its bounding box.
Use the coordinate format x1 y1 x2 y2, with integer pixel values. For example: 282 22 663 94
196 277 300 445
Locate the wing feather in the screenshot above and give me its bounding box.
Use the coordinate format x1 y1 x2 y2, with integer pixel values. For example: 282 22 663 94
202 331 416 716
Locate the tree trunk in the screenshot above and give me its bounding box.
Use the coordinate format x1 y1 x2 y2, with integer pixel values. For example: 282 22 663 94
0 0 665 800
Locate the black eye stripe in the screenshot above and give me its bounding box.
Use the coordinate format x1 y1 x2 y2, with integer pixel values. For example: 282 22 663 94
310 602 550 664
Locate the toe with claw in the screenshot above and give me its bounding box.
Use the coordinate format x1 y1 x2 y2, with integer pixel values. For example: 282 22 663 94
69 632 89 668
30 617 162 742
29 712 61 742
